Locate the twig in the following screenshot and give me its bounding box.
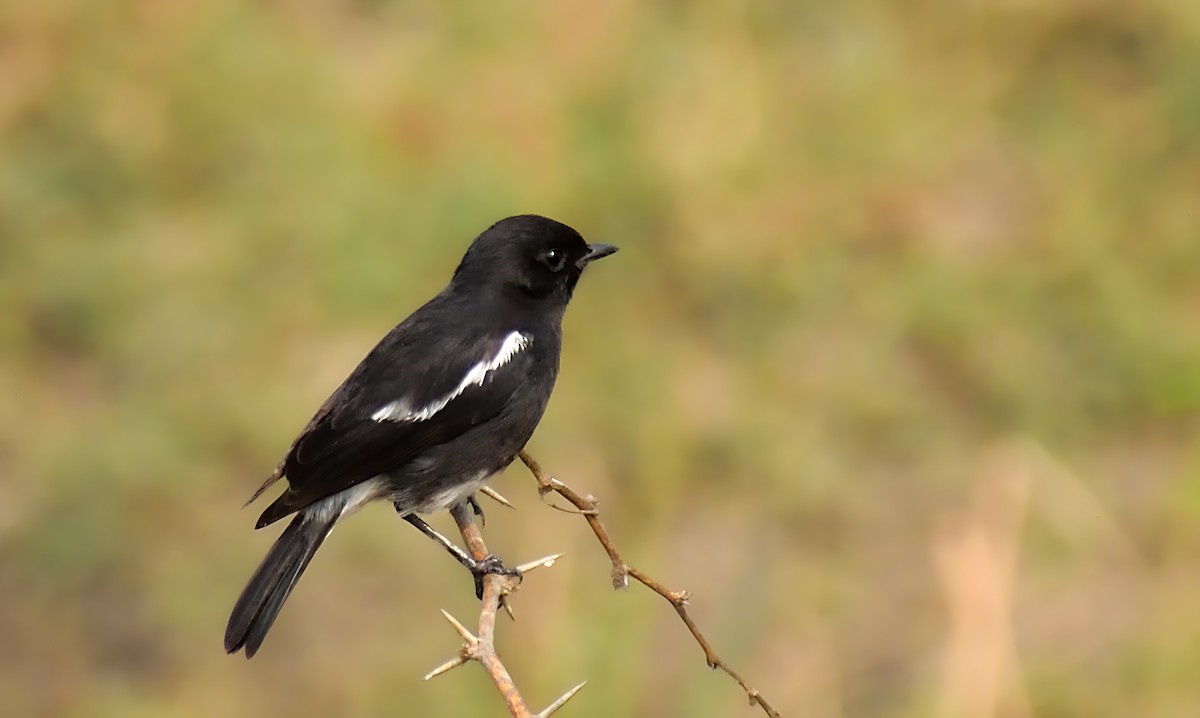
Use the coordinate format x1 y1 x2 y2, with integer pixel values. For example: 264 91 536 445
519 450 781 718
422 502 584 718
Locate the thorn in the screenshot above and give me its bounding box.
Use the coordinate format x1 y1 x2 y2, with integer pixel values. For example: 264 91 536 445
544 501 594 515
440 609 477 644
534 681 587 717
423 655 468 680
502 598 516 621
515 553 565 575
480 485 516 509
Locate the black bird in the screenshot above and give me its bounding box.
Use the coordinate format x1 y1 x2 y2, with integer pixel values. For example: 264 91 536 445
224 214 617 657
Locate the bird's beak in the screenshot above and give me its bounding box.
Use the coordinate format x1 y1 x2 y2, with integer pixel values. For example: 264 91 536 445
578 243 619 268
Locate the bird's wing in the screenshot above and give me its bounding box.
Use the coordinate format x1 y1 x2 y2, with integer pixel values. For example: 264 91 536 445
255 326 534 527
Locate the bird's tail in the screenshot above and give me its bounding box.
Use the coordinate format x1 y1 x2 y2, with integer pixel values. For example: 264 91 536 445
224 506 340 658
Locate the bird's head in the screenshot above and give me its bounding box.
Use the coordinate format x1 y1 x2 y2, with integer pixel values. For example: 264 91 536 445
452 215 618 305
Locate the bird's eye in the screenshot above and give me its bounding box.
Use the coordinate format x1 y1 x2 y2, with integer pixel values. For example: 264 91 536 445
538 248 567 272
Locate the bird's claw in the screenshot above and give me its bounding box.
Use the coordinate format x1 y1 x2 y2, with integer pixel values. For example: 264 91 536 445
467 553 519 599
466 494 486 526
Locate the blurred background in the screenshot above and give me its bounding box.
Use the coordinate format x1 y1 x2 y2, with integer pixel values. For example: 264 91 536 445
2 1 1198 716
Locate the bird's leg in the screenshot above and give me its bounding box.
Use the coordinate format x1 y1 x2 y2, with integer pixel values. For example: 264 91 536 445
400 512 477 570
398 505 516 599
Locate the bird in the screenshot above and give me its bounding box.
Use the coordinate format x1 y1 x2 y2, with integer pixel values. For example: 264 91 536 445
224 214 617 658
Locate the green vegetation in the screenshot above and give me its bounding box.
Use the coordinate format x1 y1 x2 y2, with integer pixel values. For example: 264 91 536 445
2 1 1198 716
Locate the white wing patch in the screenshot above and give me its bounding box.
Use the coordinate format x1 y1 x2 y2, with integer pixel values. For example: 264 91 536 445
370 331 531 424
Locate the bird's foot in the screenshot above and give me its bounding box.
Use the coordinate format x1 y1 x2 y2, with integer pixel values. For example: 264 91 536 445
400 512 518 600
466 553 519 600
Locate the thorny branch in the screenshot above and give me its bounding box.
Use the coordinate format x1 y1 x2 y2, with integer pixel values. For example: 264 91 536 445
422 503 584 718
519 450 781 718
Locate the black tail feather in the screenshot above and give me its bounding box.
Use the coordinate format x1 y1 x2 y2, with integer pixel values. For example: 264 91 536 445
224 508 338 657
